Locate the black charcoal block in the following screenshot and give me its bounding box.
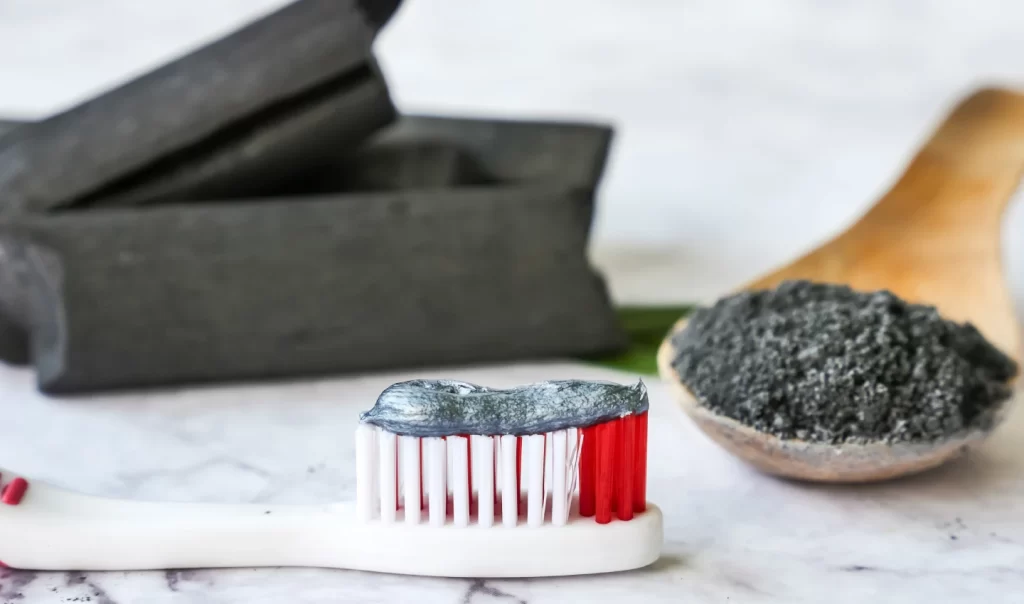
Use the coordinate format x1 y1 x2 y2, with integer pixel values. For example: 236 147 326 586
0 121 29 363
7 188 626 393
0 116 616 370
365 115 614 190
0 120 21 139
277 114 613 195
309 141 495 193
0 237 28 365
0 0 399 212
75 61 396 207
0 300 27 366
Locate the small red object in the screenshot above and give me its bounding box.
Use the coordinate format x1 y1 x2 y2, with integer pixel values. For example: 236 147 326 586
578 425 597 517
1 478 28 505
633 412 648 513
0 560 8 568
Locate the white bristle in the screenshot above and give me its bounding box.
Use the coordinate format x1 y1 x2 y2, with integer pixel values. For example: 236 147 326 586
401 436 421 524
544 431 554 495
551 429 568 525
526 434 546 527
494 436 502 497
500 435 518 527
427 437 447 526
447 437 455 496
473 435 495 527
566 428 582 516
421 437 428 510
355 424 377 521
543 431 552 522
450 436 470 527
378 430 397 523
469 435 483 499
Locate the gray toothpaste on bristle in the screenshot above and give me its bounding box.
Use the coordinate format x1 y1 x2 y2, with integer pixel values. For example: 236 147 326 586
359 379 649 437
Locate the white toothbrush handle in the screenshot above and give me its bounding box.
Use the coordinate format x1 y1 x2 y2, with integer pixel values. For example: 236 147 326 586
0 478 663 577
0 479 358 571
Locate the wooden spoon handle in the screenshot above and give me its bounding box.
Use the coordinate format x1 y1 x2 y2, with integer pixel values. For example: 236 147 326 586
745 87 1024 360
864 87 1024 227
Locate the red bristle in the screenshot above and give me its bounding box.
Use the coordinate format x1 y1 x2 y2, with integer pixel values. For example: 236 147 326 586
515 437 523 517
611 418 621 514
595 420 618 524
617 415 637 520
579 425 597 517
2 478 27 506
634 411 648 512
0 561 8 568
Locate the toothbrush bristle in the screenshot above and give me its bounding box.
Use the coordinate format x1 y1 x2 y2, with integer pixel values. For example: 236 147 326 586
579 425 597 517
500 435 518 527
617 414 636 522
551 430 568 525
473 435 495 527
378 431 398 523
634 412 649 513
402 436 422 524
354 411 649 527
427 437 447 526
525 434 545 527
515 438 523 519
450 436 470 527
594 420 616 524
464 434 473 511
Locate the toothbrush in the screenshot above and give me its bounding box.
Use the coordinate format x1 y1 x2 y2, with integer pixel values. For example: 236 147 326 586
0 379 663 577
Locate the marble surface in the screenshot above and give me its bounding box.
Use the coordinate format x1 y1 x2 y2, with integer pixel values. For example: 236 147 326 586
1 363 1023 603
3 0 1024 602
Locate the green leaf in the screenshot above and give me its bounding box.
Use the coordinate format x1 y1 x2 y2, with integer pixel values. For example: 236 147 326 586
582 305 694 375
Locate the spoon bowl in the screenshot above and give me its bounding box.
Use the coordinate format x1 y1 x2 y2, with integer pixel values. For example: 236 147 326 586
657 88 1024 482
657 318 1015 482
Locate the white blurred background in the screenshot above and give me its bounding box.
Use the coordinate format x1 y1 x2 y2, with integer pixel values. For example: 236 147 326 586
2 0 1022 310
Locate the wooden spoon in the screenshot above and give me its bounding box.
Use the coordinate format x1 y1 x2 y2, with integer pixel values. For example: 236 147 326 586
657 87 1024 482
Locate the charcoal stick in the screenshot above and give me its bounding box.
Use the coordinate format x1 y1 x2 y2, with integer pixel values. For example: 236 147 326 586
0 0 398 212
7 187 626 393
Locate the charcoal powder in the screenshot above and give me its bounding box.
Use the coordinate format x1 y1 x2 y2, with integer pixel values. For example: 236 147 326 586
670 280 1018 444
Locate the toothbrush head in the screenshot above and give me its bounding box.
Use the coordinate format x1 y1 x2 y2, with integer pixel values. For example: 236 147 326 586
353 378 662 576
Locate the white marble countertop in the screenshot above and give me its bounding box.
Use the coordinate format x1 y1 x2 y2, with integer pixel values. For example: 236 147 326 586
1 363 1022 604
2 1 1024 602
